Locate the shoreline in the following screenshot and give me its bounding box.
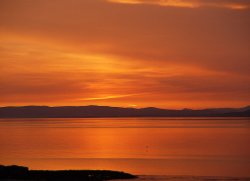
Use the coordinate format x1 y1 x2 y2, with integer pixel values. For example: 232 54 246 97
1 165 250 181
0 165 137 181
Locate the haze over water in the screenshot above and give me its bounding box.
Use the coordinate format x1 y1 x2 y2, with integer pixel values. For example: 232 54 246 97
0 117 250 178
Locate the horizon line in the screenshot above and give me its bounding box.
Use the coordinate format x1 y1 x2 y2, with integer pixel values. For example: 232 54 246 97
1 104 249 110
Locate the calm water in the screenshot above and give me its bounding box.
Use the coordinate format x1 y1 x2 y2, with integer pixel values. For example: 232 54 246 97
0 117 250 179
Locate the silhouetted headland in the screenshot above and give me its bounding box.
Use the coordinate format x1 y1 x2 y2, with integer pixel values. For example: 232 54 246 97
0 105 250 118
0 165 137 181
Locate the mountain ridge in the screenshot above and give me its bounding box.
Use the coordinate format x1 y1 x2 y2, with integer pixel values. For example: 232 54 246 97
0 105 250 118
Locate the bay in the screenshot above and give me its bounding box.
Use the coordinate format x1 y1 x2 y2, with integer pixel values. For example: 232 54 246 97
0 117 249 179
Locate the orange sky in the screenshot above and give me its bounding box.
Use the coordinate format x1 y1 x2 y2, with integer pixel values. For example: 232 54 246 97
0 0 249 109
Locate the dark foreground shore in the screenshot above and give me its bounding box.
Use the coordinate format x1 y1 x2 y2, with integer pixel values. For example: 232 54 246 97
0 165 137 181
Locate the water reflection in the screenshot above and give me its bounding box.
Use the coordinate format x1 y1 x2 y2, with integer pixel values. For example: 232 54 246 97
0 118 249 177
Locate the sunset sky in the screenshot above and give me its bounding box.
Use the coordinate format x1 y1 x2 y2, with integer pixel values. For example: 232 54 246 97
0 0 249 109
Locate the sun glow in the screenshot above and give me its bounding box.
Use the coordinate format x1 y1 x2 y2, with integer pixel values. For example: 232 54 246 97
80 94 138 101
128 104 138 108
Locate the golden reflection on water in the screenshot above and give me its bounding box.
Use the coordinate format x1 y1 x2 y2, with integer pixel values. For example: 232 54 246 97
0 118 249 176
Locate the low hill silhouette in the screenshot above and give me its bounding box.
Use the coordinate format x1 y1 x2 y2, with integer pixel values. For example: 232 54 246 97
0 165 137 181
0 105 249 118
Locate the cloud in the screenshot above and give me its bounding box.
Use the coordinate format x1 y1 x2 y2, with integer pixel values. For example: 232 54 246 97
107 0 250 10
0 0 249 108
81 94 140 101
2 0 249 74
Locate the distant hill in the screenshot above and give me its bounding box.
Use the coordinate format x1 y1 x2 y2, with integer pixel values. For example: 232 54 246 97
0 105 250 118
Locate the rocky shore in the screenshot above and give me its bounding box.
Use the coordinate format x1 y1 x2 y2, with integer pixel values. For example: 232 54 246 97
0 165 137 181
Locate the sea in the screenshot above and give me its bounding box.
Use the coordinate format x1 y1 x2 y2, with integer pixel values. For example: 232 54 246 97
0 117 249 181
